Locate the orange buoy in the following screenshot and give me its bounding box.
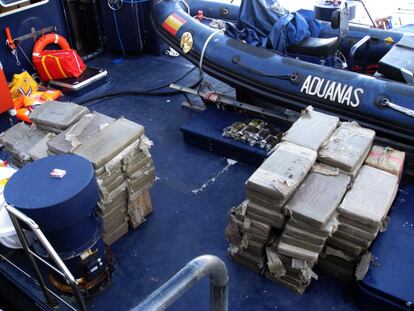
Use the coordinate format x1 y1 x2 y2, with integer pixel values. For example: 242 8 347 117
32 33 71 62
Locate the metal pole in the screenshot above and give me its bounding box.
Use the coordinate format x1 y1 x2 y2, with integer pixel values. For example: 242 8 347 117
132 255 228 311
9 214 57 307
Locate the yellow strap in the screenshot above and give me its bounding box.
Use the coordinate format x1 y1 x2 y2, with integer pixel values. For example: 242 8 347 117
41 55 68 79
41 55 53 80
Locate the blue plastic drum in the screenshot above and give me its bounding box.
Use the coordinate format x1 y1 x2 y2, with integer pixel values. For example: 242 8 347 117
4 154 101 258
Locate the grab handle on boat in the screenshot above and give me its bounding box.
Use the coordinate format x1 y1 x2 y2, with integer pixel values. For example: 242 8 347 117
349 35 371 68
376 97 414 118
132 255 229 311
231 55 299 83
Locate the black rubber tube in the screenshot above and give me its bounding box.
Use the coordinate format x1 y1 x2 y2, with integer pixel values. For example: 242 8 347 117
76 66 204 106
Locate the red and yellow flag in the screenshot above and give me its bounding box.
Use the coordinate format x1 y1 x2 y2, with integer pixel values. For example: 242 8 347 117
162 13 187 36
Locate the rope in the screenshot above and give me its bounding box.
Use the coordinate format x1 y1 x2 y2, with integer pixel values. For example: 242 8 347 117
179 0 190 14
112 10 126 57
199 30 222 73
17 43 35 70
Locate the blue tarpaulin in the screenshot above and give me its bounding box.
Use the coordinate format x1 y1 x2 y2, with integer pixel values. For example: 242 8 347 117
226 0 322 53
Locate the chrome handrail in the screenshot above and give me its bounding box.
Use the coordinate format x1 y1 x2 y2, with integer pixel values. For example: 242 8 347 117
132 255 228 311
5 204 87 311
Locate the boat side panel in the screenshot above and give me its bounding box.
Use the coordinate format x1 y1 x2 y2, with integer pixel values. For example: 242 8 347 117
0 1 69 79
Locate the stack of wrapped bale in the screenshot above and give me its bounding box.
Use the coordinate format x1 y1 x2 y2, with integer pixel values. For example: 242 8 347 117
267 168 351 292
71 117 155 245
320 165 399 281
225 107 404 292
0 101 156 246
262 108 343 292
0 101 89 167
226 141 317 275
317 122 381 281
225 201 273 272
0 123 50 167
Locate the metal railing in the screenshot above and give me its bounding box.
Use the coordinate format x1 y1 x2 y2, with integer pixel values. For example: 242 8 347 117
5 204 87 311
132 255 229 311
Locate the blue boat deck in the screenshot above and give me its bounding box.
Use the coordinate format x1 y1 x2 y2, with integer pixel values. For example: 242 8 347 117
0 53 412 311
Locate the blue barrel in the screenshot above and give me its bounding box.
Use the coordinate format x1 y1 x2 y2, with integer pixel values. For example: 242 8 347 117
4 155 101 259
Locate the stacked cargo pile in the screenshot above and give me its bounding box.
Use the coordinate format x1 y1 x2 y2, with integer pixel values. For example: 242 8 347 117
226 141 317 274
53 115 156 245
225 201 272 272
0 101 89 167
264 108 341 292
0 123 51 167
225 107 403 293
319 164 399 281
316 122 379 281
269 169 350 292
0 101 156 245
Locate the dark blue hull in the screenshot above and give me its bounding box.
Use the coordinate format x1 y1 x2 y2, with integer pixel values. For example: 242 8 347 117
151 0 414 148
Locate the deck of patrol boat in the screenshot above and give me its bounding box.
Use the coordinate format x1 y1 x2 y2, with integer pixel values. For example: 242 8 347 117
0 52 412 311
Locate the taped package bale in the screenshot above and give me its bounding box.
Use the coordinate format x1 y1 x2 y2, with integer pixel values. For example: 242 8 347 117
225 201 272 273
285 171 351 228
283 223 327 246
97 185 128 215
338 215 380 237
365 145 405 180
101 199 128 234
0 123 49 167
229 249 266 273
264 168 350 293
30 101 89 133
338 165 398 228
73 117 144 169
319 254 357 282
128 189 153 229
246 200 285 229
318 122 375 174
265 245 316 294
103 222 129 246
86 130 155 243
319 248 372 283
288 216 337 239
246 188 281 210
282 106 339 151
28 133 56 161
321 166 398 282
47 112 115 154
127 162 156 194
246 142 317 210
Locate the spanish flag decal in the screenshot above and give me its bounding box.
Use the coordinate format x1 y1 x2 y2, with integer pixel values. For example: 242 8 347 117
162 13 187 36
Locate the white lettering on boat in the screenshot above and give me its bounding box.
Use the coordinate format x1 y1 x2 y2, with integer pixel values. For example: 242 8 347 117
300 75 364 108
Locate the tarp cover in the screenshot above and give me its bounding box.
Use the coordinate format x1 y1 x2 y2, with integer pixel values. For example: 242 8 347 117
226 0 322 52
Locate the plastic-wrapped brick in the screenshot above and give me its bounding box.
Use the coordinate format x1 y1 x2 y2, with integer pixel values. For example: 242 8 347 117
246 142 317 208
282 106 339 150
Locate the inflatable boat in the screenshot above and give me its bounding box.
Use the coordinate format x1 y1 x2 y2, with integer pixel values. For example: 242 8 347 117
151 0 414 149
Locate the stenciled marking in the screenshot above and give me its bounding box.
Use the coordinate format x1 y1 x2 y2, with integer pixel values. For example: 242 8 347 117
300 75 364 108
